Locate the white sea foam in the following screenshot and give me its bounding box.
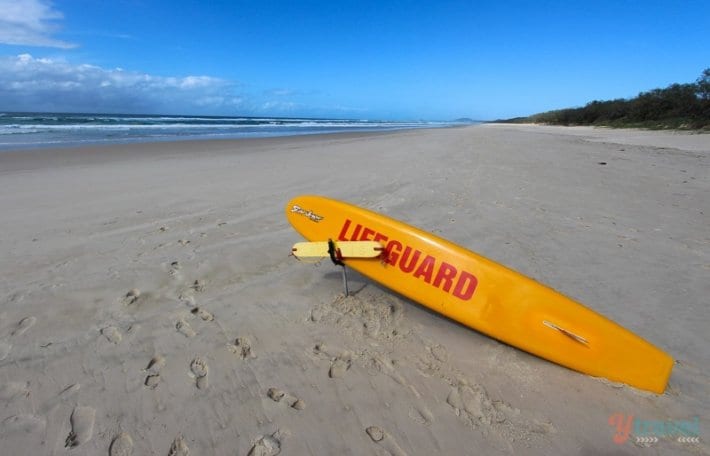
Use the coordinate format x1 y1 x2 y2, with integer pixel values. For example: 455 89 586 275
0 113 465 150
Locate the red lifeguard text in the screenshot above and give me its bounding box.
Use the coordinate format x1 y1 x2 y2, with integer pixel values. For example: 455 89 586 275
337 219 477 301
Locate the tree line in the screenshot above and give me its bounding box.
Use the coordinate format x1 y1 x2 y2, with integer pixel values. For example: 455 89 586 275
501 69 710 129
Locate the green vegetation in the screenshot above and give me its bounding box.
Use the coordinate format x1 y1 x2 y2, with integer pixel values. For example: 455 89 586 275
500 69 710 130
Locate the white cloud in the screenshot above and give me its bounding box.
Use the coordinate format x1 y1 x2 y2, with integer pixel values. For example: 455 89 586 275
0 0 76 48
0 54 244 113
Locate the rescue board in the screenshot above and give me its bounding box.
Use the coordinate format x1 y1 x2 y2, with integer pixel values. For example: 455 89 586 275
286 195 673 393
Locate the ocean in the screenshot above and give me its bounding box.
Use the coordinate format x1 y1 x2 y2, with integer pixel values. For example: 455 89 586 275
0 112 465 151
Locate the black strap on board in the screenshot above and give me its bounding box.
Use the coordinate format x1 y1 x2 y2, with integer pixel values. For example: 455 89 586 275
327 239 345 266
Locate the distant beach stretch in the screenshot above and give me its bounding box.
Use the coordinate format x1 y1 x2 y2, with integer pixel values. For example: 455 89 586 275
0 112 465 151
0 124 707 454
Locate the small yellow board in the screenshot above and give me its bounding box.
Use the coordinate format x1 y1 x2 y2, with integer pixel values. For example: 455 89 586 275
292 240 383 258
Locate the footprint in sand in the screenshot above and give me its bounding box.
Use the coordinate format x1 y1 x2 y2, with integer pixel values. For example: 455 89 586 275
101 326 123 344
248 431 282 456
366 354 408 385
144 355 166 389
228 337 255 359
122 289 140 306
144 374 160 389
169 261 182 279
146 355 166 372
176 319 196 338
329 354 352 379
428 344 449 363
446 379 555 442
312 343 352 378
191 280 205 292
190 357 209 389
109 432 134 456
179 291 196 308
446 380 504 427
191 307 214 321
366 426 407 456
11 316 36 336
267 387 305 411
65 405 96 448
168 434 190 456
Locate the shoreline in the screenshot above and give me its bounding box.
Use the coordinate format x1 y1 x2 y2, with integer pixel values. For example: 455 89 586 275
3 122 708 172
0 128 422 172
1 124 707 454
0 111 464 153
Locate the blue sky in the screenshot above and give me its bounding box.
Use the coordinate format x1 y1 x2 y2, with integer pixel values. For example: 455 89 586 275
0 0 708 120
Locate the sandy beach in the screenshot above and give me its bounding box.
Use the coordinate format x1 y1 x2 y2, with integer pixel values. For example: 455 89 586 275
0 124 707 455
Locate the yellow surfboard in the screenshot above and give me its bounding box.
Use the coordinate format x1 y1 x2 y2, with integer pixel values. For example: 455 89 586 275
286 195 673 393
